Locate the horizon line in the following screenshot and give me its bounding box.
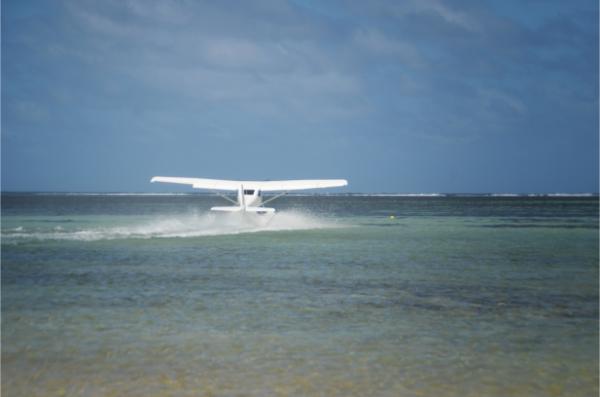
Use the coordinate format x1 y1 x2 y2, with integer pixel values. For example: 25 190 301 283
1 191 598 197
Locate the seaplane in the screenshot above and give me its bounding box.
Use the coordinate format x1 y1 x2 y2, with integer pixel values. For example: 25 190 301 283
150 176 348 214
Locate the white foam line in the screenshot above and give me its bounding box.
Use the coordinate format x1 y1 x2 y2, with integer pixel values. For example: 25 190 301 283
1 211 340 242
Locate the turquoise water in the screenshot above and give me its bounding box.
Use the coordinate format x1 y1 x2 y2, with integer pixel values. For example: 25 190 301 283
2 194 598 396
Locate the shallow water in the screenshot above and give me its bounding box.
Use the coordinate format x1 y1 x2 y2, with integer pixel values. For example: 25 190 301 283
2 194 598 396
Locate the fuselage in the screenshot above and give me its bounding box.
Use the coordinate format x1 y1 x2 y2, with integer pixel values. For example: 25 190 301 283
210 187 273 213
238 188 262 207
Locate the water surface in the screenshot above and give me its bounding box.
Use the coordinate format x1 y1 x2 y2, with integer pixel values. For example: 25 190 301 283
2 194 598 396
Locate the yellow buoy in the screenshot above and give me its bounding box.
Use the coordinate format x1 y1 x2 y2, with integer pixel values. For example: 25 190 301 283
389 215 395 219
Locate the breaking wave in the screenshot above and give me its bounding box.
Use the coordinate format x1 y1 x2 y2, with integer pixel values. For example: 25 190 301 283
2 211 338 242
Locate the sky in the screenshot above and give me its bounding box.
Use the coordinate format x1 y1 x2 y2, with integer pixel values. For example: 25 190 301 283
2 0 598 193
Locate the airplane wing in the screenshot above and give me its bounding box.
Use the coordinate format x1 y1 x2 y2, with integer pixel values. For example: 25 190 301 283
151 177 347 191
150 177 240 191
244 179 348 191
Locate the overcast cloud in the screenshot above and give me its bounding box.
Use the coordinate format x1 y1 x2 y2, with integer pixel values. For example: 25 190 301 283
2 0 598 192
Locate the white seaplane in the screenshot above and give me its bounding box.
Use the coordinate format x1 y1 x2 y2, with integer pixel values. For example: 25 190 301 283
150 176 348 214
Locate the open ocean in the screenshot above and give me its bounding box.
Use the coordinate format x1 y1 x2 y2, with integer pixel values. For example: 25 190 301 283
2 193 598 397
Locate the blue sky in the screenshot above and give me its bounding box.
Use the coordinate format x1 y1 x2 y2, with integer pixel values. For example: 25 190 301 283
2 0 598 193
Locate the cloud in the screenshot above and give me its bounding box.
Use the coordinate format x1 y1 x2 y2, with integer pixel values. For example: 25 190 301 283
353 29 425 69
3 0 597 192
61 0 367 123
402 0 483 32
18 0 594 142
11 101 50 122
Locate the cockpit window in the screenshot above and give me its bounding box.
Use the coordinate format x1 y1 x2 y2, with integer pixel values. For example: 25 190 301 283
243 189 255 195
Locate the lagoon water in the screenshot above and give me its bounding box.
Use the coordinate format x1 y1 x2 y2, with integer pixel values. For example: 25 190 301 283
2 194 598 396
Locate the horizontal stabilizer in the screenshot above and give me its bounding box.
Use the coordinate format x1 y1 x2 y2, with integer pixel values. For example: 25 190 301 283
210 206 275 213
245 207 275 213
211 206 243 212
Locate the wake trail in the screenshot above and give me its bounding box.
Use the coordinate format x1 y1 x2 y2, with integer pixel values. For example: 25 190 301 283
2 211 339 242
